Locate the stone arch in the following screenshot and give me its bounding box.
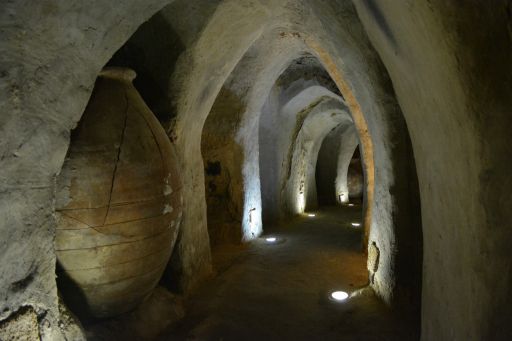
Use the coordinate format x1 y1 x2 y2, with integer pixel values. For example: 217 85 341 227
196 28 343 245
1 1 509 340
315 123 359 205
151 1 422 316
335 126 359 204
260 83 344 222
283 103 353 213
0 1 423 337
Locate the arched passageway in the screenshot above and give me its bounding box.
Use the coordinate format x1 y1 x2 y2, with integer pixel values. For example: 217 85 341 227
4 0 424 338
4 0 509 340
347 146 364 202
316 125 345 206
316 124 360 206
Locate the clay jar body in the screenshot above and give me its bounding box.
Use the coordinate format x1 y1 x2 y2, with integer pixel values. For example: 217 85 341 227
55 67 182 318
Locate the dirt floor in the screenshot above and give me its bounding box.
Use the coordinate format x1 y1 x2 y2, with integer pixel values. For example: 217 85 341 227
158 205 416 340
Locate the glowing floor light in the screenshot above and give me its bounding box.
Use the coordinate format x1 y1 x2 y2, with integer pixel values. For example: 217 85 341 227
351 222 361 227
330 291 349 302
307 213 316 217
265 237 277 243
348 203 354 207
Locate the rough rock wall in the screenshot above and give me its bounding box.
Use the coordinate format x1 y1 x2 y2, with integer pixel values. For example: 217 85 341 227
315 123 360 206
283 101 352 213
98 0 233 291
203 29 313 242
201 86 245 246
165 0 271 291
354 1 512 339
112 0 422 317
0 0 171 338
260 81 344 221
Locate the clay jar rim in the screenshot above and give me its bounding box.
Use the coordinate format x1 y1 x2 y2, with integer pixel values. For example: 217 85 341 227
99 67 137 82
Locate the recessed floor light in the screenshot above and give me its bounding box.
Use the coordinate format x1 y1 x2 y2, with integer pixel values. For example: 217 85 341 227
329 291 349 302
307 213 316 217
262 236 286 245
348 203 354 207
351 222 361 227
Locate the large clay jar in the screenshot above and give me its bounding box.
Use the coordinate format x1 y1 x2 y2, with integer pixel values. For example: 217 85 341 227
55 67 183 318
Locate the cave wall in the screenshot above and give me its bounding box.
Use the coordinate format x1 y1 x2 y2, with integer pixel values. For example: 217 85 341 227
202 1 422 318
198 29 311 243
260 83 344 221
315 123 361 206
348 158 364 199
316 125 344 206
354 1 512 339
335 126 359 203
282 101 352 213
127 0 419 314
163 0 271 290
0 1 473 339
201 86 245 246
0 0 172 339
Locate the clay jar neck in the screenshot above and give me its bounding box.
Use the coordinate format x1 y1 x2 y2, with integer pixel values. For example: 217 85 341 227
99 67 136 83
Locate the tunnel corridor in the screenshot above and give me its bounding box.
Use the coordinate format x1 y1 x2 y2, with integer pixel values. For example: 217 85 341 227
85 205 418 340
159 206 414 341
1 1 511 341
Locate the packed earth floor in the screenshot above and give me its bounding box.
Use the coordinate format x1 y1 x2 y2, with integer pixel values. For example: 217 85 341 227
159 206 416 340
